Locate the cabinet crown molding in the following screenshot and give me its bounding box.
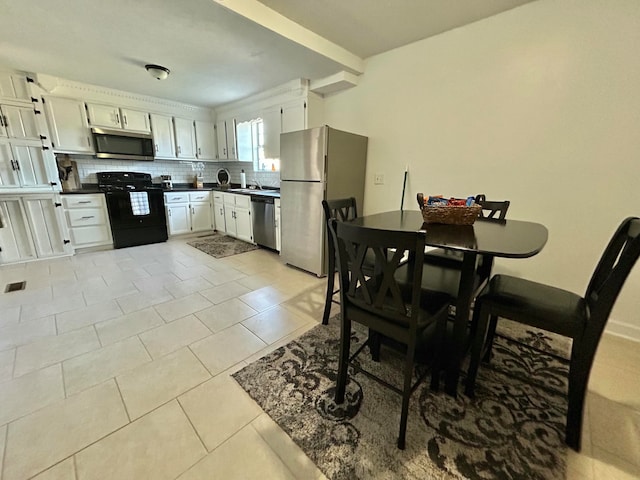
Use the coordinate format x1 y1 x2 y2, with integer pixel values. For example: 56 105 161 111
215 78 310 117
34 73 213 118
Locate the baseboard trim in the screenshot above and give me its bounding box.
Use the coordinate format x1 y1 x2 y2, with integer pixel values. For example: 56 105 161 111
605 319 640 342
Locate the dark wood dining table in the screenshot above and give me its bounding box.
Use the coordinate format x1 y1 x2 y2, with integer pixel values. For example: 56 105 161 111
350 210 549 396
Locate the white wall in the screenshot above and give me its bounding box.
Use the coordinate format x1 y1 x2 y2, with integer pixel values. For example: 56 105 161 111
323 0 640 339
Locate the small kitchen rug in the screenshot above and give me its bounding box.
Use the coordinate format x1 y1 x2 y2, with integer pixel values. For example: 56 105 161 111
233 318 570 480
187 233 260 259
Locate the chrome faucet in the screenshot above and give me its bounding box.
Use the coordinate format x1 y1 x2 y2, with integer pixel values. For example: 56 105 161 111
252 178 263 190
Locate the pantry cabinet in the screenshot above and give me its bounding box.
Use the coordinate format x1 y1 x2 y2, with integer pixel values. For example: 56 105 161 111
0 104 41 140
43 96 93 153
0 197 36 263
0 72 31 102
0 194 72 264
0 138 58 190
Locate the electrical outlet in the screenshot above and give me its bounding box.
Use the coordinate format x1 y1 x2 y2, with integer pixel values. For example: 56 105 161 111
374 173 384 185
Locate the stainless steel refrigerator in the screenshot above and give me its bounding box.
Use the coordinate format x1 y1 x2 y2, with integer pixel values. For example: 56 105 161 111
280 126 368 276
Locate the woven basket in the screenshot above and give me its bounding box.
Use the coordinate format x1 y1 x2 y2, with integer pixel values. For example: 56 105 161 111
420 205 482 225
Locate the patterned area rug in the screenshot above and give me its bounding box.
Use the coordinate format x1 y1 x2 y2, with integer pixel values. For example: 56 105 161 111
187 233 259 259
233 318 571 480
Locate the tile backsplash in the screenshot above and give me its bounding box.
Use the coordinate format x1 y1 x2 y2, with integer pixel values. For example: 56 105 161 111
62 155 280 188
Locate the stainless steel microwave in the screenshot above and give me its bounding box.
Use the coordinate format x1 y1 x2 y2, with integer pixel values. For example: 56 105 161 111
91 128 155 161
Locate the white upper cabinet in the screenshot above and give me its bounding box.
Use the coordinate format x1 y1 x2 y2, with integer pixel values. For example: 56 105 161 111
120 108 150 132
281 95 324 134
149 113 175 158
0 72 30 102
173 117 196 159
43 96 93 154
215 118 237 160
262 107 281 160
0 105 41 140
86 103 121 129
280 101 305 134
215 120 227 159
86 103 151 133
194 120 217 161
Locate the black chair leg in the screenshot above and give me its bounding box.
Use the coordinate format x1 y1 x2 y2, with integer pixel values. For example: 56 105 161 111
335 316 351 404
430 317 446 391
397 343 416 450
322 268 336 326
465 305 491 397
565 349 592 452
369 331 381 362
481 315 499 363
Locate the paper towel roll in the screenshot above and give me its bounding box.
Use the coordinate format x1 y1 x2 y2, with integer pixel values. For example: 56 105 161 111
240 170 246 188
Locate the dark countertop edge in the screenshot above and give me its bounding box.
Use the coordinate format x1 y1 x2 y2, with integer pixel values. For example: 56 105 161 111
60 182 280 195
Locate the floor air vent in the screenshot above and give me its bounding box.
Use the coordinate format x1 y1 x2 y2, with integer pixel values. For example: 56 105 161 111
4 281 26 293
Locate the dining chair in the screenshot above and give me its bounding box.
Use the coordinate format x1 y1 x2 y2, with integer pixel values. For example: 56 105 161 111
465 216 640 451
321 197 376 325
332 219 451 449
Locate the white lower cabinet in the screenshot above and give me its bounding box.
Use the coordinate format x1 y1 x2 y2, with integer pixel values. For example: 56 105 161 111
275 198 281 252
164 191 213 236
0 194 72 264
62 194 112 249
166 203 191 235
213 192 225 233
222 192 253 243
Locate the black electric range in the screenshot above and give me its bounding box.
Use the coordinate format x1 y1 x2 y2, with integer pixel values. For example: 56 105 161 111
97 172 168 249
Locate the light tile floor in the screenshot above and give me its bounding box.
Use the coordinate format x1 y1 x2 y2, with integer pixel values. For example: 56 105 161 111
0 236 638 479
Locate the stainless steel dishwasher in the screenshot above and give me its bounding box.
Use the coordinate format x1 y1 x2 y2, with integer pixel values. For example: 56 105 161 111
251 195 276 249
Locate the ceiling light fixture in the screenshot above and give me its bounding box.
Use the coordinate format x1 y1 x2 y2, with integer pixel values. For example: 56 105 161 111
145 64 170 80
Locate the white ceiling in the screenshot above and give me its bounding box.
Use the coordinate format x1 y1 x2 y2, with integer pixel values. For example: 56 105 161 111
0 0 534 109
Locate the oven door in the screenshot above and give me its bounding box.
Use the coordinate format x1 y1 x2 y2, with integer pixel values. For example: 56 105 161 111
104 188 168 248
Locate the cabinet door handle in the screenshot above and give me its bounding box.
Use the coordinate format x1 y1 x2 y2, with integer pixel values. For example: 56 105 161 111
10 159 16 170
80 215 95 220
0 116 4 127
123 114 127 126
115 113 120 125
155 143 159 152
87 137 91 146
177 145 181 154
172 197 181 200
77 200 91 204
168 209 172 217
198 147 201 155
14 160 20 171
2 116 7 128
192 207 195 215
223 147 226 157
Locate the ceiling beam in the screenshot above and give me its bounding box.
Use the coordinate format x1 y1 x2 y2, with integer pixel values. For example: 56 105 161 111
212 0 364 74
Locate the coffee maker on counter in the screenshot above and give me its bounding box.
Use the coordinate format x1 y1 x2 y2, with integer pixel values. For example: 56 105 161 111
161 175 172 190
